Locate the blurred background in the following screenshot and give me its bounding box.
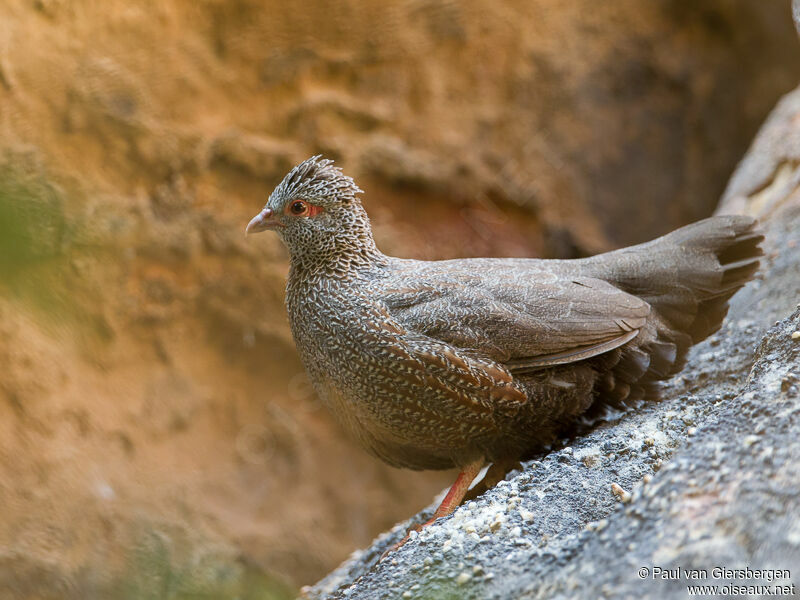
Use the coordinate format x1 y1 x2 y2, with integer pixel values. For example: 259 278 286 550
0 1 798 598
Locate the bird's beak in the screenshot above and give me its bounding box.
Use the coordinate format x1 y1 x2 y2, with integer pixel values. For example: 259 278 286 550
246 207 281 235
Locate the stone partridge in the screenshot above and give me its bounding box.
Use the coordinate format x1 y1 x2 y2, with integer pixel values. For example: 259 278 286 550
246 156 762 543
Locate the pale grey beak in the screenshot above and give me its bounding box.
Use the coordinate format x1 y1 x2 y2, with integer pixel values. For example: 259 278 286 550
246 207 281 234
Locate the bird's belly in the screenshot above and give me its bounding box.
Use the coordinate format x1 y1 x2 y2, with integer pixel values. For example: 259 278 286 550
313 375 462 470
293 314 608 470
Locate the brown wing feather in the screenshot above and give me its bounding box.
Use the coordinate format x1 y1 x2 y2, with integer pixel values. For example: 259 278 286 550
506 329 640 373
381 262 649 367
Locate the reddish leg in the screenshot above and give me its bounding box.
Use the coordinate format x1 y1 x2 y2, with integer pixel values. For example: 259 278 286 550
419 459 486 527
382 459 485 558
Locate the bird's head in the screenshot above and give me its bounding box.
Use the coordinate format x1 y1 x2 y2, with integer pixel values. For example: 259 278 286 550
246 155 380 272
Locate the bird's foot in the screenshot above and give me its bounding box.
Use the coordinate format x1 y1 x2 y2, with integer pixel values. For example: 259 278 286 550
379 459 485 560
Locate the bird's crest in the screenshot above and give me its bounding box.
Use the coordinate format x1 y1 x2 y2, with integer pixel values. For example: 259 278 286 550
274 155 363 207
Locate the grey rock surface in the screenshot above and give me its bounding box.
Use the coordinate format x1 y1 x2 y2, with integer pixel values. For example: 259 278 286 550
304 89 800 600
794 0 800 35
718 85 800 219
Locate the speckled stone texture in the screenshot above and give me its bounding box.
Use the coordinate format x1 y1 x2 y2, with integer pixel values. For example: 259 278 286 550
794 0 800 35
304 88 800 600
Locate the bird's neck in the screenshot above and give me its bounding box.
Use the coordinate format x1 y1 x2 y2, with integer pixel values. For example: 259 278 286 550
289 234 386 278
286 205 388 280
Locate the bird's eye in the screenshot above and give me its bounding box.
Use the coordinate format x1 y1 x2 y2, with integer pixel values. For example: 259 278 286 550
289 200 308 216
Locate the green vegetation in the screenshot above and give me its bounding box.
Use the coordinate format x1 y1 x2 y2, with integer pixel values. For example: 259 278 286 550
115 529 296 600
0 157 71 312
0 156 110 339
0 159 66 275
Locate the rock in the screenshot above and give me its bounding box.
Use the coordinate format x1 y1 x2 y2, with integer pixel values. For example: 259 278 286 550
717 85 800 220
208 129 298 181
794 0 800 35
303 91 800 600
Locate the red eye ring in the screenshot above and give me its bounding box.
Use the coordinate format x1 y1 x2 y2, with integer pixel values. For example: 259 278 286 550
285 200 323 217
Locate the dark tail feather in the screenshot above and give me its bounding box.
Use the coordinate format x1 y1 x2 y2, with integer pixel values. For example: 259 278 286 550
669 218 763 343
583 215 763 386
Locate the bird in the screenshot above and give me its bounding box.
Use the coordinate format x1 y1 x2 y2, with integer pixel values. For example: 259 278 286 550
246 155 762 546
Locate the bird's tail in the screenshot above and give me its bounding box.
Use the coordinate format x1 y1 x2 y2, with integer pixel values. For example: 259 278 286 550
582 215 763 377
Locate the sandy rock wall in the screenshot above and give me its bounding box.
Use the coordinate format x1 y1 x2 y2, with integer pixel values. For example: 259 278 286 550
0 1 798 595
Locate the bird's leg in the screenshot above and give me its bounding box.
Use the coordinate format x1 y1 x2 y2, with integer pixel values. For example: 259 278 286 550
419 459 486 527
382 459 485 558
463 458 522 502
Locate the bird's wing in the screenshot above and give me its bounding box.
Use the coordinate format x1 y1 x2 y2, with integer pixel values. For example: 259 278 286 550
380 259 650 373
